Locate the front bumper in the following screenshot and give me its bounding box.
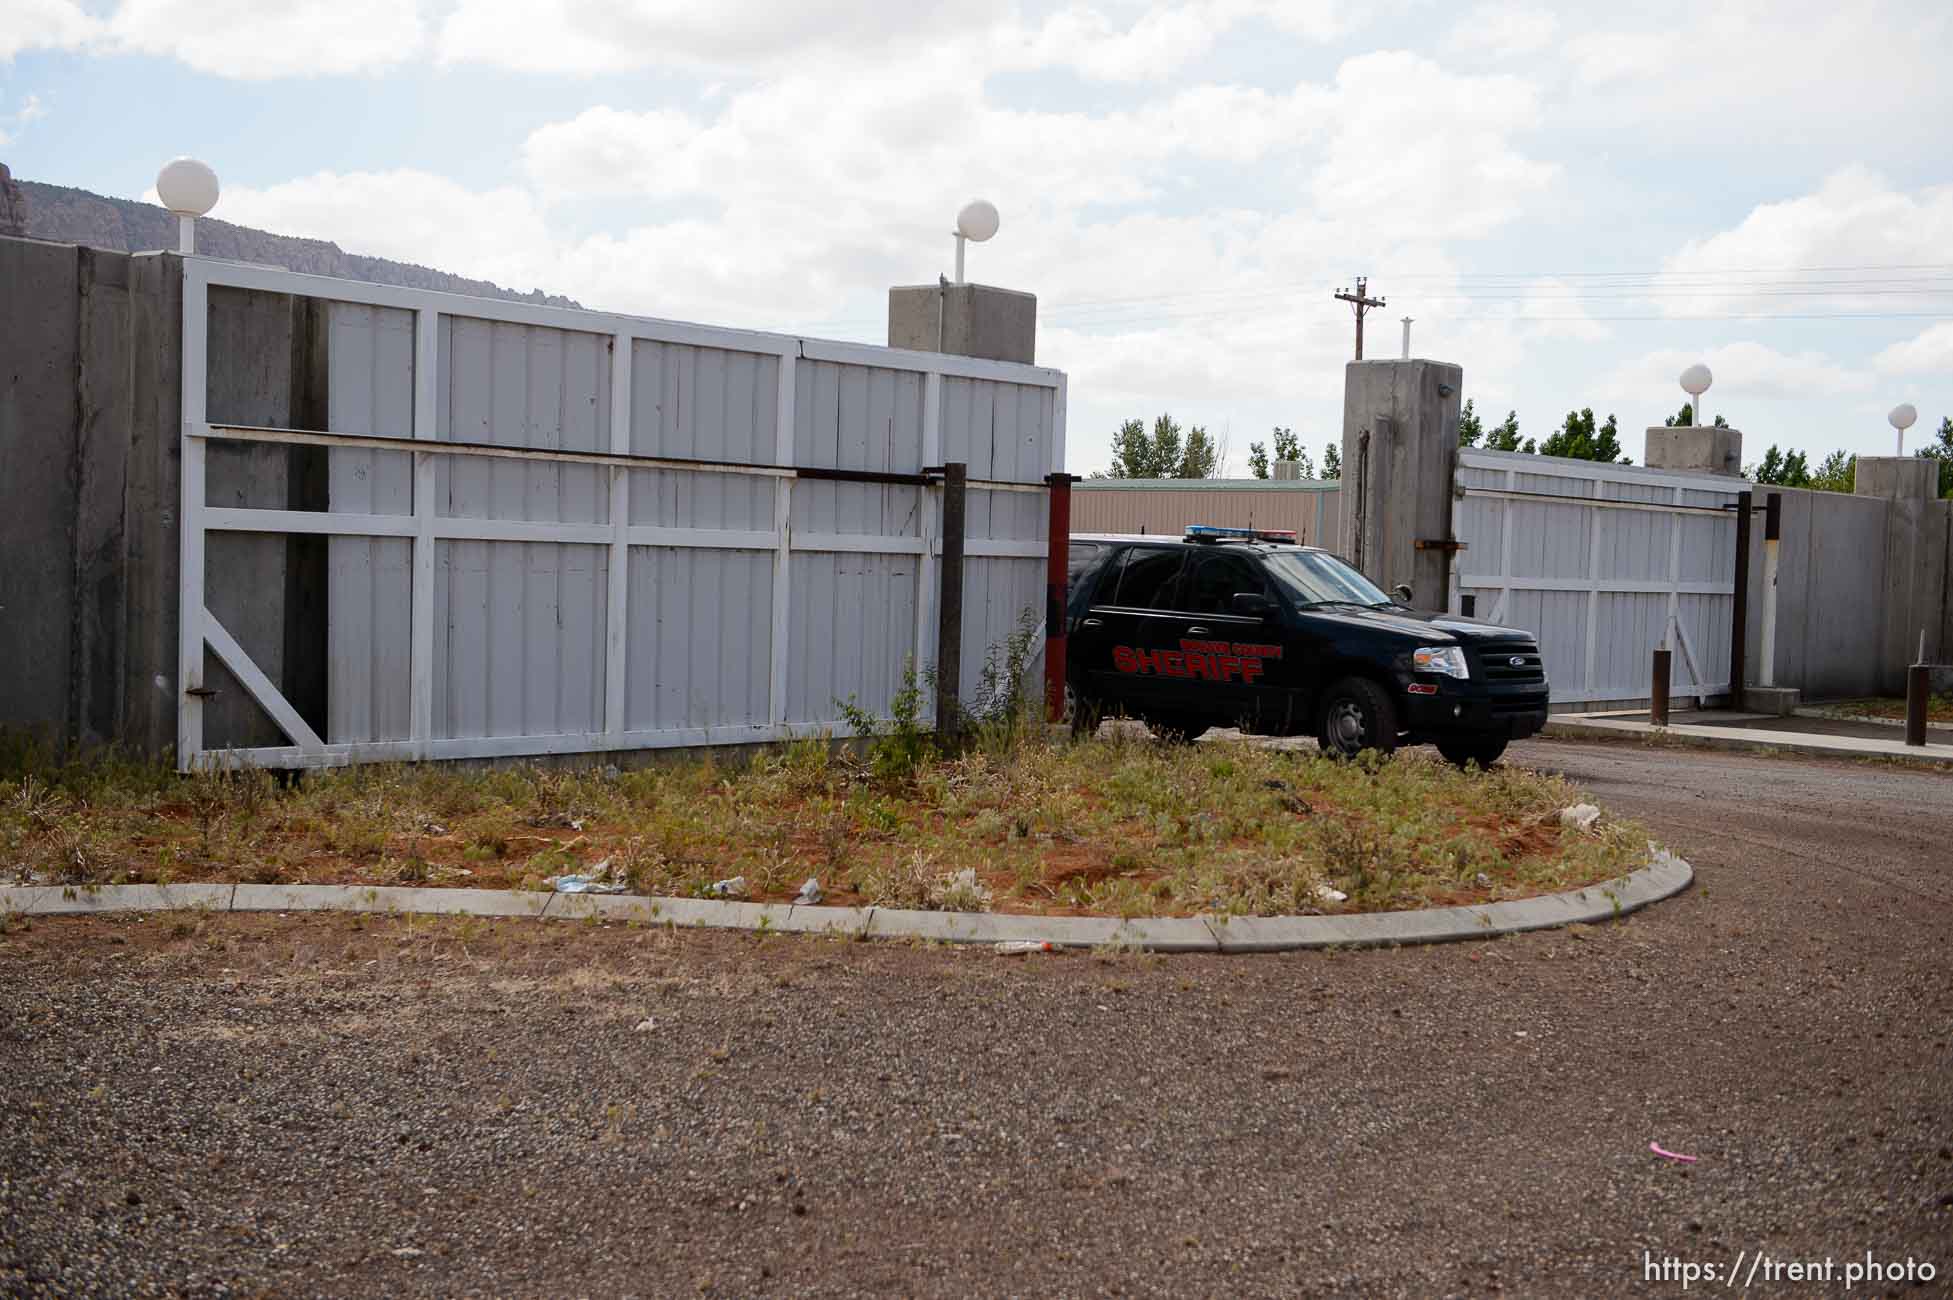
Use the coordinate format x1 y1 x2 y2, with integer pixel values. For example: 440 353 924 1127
1397 678 1549 739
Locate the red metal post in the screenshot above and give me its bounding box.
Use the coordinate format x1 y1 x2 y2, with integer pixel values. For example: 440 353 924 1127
1045 472 1073 722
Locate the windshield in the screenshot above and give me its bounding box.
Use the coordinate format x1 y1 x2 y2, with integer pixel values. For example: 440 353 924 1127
1261 550 1392 606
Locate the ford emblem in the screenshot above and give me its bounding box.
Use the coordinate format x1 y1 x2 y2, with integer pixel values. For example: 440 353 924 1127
1508 655 1525 666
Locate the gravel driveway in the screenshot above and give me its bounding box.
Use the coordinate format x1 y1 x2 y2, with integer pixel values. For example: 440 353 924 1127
3 738 1949 1298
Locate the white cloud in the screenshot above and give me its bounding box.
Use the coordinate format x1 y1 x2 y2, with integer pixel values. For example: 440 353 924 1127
104 0 425 77
0 0 424 76
0 92 47 147
1874 322 1953 377
1659 169 1953 316
1446 3 1557 58
1557 0 1953 152
213 170 557 291
1596 342 1871 419
0 0 98 60
438 0 983 74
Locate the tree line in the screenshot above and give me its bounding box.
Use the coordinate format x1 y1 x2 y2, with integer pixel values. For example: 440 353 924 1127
1097 405 1953 498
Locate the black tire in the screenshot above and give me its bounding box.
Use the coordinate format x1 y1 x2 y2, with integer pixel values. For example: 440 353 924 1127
1316 677 1399 760
1436 735 1508 769
1145 714 1207 744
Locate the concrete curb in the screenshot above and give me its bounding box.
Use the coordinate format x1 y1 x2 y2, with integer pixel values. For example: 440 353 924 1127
1543 715 1953 763
0 848 1692 953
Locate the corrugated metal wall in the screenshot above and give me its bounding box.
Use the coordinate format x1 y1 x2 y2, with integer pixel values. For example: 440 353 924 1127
1454 450 1739 706
1072 481 1342 547
312 302 1054 755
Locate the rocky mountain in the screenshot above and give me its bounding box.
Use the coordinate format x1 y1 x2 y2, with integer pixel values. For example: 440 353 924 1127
9 170 581 309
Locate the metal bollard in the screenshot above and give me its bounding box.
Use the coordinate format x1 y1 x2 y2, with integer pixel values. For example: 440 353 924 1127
1905 662 1928 747
1651 647 1671 727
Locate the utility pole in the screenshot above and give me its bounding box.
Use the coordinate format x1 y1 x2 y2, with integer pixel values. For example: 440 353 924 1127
1334 277 1385 360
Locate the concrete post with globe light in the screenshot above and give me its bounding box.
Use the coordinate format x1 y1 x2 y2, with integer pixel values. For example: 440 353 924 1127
1643 363 1743 475
887 199 1037 365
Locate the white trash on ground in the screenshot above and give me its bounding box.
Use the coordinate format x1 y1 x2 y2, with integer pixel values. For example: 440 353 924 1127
632 1018 657 1033
1560 803 1602 831
706 875 749 899
996 940 1054 955
794 878 823 905
1316 885 1348 903
548 858 627 894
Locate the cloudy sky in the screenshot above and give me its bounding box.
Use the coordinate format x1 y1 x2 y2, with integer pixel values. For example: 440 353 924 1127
4 0 1950 475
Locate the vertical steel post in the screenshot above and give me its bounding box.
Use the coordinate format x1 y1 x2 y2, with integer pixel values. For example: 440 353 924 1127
1759 493 1782 688
1729 490 1751 710
1044 472 1073 722
935 462 967 736
1905 662 1929 747
1651 646 1672 727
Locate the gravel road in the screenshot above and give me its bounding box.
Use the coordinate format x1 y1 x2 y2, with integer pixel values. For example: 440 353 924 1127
3 738 1949 1298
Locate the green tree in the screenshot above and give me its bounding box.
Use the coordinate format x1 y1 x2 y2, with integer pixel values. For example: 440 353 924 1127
1918 415 1953 498
1178 423 1219 479
1748 445 1812 486
1321 443 1341 480
1247 442 1270 479
1457 398 1484 448
1106 413 1218 479
1539 408 1628 463
1664 402 1729 428
1483 410 1532 453
1271 426 1302 464
1809 449 1855 493
1248 425 1307 479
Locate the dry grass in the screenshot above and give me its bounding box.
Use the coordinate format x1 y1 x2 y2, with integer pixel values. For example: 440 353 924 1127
0 730 1648 918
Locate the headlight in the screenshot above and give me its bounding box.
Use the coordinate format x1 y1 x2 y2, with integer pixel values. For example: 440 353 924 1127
1413 645 1469 679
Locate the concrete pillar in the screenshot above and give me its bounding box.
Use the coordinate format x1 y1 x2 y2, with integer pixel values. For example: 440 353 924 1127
1853 455 1937 503
887 282 1036 364
0 237 82 752
1643 425 1744 476
0 164 27 239
1856 456 1945 689
1337 359 1462 609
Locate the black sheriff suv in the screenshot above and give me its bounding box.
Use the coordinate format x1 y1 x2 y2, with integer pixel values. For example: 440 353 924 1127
1065 526 1549 766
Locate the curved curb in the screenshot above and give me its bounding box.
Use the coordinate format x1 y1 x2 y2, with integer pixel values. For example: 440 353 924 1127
0 848 1692 954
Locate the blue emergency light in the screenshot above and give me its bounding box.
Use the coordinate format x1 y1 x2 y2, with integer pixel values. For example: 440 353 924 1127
1185 525 1298 543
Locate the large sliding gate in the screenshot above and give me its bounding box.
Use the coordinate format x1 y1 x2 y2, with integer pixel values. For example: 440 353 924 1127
1451 448 1740 707
178 259 1064 770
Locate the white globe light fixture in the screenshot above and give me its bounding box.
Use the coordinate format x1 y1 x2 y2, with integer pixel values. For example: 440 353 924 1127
156 157 219 255
1888 401 1917 456
952 199 1000 285
1679 363 1713 426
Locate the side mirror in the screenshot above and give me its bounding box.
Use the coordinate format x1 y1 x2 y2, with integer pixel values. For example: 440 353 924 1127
1231 592 1275 618
1391 583 1414 605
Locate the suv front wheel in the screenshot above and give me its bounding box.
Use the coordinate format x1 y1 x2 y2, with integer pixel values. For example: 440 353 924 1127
1317 677 1399 760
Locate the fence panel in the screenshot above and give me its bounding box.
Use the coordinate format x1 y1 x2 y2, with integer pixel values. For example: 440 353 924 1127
177 259 1064 769
1453 449 1740 707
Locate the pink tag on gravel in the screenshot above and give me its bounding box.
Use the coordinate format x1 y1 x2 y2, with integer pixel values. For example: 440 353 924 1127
1649 1142 1698 1163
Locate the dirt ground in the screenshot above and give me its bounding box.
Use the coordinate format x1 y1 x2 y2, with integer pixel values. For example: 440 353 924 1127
2 737 1949 1298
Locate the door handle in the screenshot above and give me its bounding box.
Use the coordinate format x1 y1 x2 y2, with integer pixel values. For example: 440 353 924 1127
1081 617 1103 627
1186 625 1211 635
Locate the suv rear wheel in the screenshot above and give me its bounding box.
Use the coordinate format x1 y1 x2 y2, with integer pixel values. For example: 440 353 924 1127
1437 735 1508 769
1317 677 1399 760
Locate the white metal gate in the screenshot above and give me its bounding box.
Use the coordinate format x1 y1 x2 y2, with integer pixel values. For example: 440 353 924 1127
178 258 1064 770
1451 448 1740 707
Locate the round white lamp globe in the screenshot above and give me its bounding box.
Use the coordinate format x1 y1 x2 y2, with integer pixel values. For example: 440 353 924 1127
1888 402 1917 432
1679 363 1712 399
156 157 220 216
956 199 1000 243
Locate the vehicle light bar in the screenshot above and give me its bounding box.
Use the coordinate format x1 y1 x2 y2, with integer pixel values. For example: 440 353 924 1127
1184 525 1298 543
